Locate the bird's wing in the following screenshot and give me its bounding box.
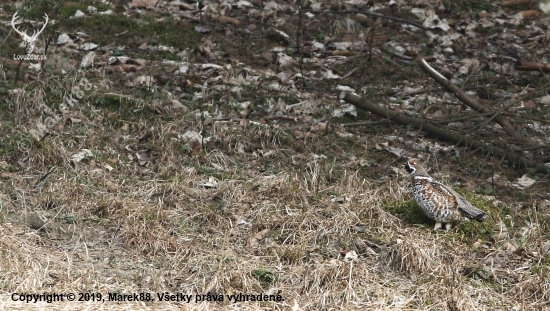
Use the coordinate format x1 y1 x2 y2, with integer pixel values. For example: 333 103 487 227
434 182 488 222
426 180 460 207
417 179 462 217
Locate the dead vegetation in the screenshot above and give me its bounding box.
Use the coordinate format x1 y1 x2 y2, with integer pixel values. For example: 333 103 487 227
0 0 550 310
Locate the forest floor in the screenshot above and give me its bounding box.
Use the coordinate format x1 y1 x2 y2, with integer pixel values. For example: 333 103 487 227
0 0 549 310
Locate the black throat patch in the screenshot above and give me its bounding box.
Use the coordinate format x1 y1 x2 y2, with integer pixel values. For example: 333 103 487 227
404 163 415 174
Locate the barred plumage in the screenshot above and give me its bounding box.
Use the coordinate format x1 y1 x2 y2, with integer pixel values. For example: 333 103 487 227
404 158 488 231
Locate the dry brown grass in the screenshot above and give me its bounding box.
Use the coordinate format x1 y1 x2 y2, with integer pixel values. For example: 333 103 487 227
1 11 549 310
1 113 549 311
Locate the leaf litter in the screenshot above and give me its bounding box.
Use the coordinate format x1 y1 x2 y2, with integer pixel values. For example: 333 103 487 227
1 0 550 310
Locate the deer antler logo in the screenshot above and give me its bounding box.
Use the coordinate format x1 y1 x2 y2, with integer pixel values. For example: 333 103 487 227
11 12 49 54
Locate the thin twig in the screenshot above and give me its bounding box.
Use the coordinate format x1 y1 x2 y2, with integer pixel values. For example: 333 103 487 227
487 39 521 61
300 10 430 31
342 120 391 127
415 56 534 146
473 100 518 134
296 1 306 88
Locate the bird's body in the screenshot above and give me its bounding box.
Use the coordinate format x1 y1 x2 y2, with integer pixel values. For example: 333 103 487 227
404 158 488 231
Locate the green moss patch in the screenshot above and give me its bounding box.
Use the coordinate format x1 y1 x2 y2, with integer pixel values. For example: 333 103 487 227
62 15 200 52
384 199 433 228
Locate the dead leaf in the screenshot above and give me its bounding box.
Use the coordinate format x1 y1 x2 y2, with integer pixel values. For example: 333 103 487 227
199 177 219 189
129 0 158 9
71 149 93 163
293 130 320 139
514 175 536 189
189 138 201 156
335 129 354 138
218 16 242 27
344 250 358 262
501 0 530 6
136 150 153 166
520 10 538 18
248 229 270 247
523 100 535 109
120 64 138 73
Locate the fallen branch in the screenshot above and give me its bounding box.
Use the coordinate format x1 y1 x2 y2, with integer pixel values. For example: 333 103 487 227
415 56 534 146
472 100 518 135
300 10 430 31
342 120 391 127
399 85 484 97
514 61 550 73
341 92 550 173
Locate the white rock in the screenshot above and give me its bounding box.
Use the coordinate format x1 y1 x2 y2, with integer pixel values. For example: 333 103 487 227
57 33 72 45
74 10 86 18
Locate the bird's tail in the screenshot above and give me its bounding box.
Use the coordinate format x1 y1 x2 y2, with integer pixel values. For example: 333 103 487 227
471 210 488 222
458 198 488 222
459 207 488 222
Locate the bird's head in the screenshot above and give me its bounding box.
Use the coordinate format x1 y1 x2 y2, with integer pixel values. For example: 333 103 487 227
404 158 429 176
